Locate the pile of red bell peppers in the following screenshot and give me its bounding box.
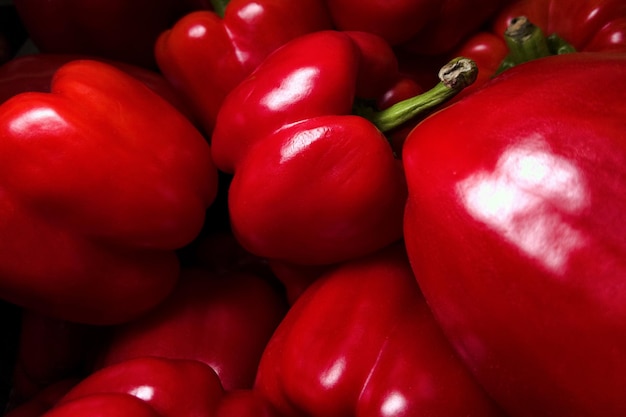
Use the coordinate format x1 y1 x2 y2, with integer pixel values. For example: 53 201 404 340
1 0 626 416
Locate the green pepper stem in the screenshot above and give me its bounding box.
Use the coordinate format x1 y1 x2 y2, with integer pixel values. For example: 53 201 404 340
495 16 576 74
365 57 478 133
210 0 230 18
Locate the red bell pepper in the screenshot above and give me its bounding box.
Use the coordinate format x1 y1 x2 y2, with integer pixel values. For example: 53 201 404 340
0 54 193 120
254 243 506 417
94 265 288 391
403 52 626 417
154 0 333 135
12 0 210 69
211 30 476 266
323 0 512 54
0 60 218 325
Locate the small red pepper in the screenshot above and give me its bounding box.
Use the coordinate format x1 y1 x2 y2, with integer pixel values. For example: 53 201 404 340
0 60 218 325
155 0 333 135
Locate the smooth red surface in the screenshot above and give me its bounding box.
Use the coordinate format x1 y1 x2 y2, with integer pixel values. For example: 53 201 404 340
228 115 407 265
403 53 626 417
0 60 218 324
255 244 506 417
155 0 332 134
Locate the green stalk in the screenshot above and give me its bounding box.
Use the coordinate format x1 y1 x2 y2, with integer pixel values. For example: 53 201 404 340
495 16 576 74
363 57 478 133
210 0 230 18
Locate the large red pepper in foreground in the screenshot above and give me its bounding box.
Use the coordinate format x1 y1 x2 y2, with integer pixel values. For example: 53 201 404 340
254 243 506 417
403 52 626 417
0 60 218 325
155 0 333 135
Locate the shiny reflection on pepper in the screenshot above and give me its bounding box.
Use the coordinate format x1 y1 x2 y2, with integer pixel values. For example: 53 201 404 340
456 139 589 273
319 357 346 389
187 23 206 39
261 67 319 111
236 2 264 22
129 385 155 401
279 125 328 163
8 107 67 136
380 392 407 416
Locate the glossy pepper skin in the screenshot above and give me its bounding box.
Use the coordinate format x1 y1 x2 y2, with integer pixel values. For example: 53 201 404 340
403 53 626 417
323 0 512 54
212 31 407 266
155 0 333 135
12 0 209 69
254 243 506 417
0 60 218 325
